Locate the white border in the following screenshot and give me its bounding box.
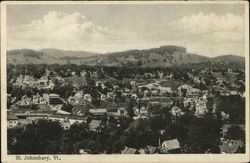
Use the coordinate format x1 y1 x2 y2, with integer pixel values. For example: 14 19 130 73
1 1 249 163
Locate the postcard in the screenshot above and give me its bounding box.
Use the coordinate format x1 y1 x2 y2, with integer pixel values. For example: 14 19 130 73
1 1 249 163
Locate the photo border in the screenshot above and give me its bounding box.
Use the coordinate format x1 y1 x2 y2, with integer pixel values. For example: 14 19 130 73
1 1 249 162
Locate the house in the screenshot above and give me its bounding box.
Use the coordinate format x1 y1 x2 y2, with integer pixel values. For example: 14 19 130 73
144 73 155 79
131 93 138 99
228 68 233 73
138 148 146 154
140 106 148 116
161 139 181 153
80 70 87 77
121 146 138 154
57 109 71 115
68 91 85 105
146 145 157 154
133 106 149 119
95 80 105 89
48 114 87 125
36 79 55 90
16 75 24 83
149 97 174 106
194 98 208 117
72 105 86 116
221 111 230 120
65 77 87 87
220 140 244 154
130 81 136 87
15 75 35 85
170 106 184 116
113 85 119 90
117 107 128 116
61 119 71 130
178 84 200 97
139 83 157 90
137 97 149 107
151 90 160 96
26 114 49 121
89 120 102 132
43 93 62 105
37 103 49 110
107 92 115 99
7 113 19 128
158 86 172 94
183 98 195 108
83 94 92 102
79 149 88 154
89 108 107 117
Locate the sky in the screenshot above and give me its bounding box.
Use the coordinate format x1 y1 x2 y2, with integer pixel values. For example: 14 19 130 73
6 3 246 57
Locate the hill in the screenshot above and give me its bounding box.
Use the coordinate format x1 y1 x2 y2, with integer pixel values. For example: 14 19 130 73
99 45 210 67
7 49 100 65
213 55 245 63
39 48 99 59
7 46 245 69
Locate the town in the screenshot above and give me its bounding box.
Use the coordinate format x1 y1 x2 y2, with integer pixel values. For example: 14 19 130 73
7 62 245 154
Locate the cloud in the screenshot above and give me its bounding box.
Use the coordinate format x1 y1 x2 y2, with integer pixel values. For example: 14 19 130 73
7 11 126 52
136 12 245 57
7 11 245 57
164 12 245 56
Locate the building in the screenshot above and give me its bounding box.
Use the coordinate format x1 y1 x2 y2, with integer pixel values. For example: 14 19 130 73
146 145 157 154
178 84 200 97
117 107 128 116
161 139 181 153
43 93 62 105
7 113 19 128
48 114 87 125
89 108 107 117
89 120 102 132
121 146 138 154
61 119 71 130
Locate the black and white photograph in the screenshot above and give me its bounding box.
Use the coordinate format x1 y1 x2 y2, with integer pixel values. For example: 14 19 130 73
1 1 249 162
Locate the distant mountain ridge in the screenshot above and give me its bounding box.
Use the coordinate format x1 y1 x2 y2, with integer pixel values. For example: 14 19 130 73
213 55 245 63
39 48 99 58
7 46 245 69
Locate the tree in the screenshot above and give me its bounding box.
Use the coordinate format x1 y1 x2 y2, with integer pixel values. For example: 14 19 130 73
215 95 245 124
137 60 143 66
11 120 63 154
226 126 245 142
184 114 222 153
167 124 189 145
7 128 23 154
125 119 155 148
68 122 90 143
225 125 245 153
61 104 73 113
126 99 135 117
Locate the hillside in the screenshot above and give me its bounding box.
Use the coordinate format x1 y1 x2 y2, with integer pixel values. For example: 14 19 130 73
7 46 245 69
39 48 99 59
99 45 210 67
7 49 100 65
213 55 245 63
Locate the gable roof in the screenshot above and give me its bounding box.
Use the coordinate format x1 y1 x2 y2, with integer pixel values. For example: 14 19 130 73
121 146 137 154
138 148 146 154
7 113 18 120
89 109 107 116
162 139 181 151
89 120 102 130
146 145 157 154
